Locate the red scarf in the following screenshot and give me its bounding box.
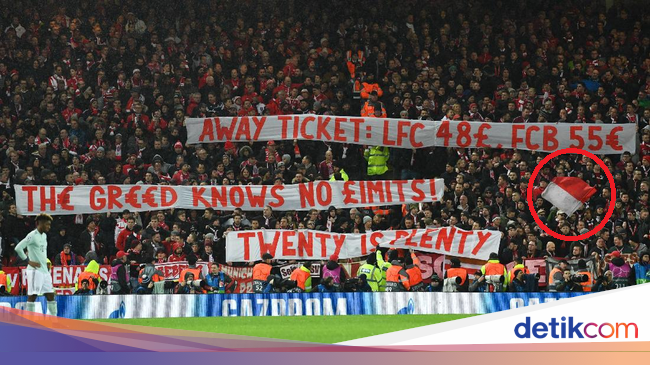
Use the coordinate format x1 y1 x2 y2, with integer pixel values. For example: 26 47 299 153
60 251 73 266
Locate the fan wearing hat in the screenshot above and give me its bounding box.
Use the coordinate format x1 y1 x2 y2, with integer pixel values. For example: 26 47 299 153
111 251 131 294
54 243 80 266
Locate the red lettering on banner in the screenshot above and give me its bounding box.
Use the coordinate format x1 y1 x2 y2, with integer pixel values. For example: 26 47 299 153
436 120 452 146
314 232 330 257
279 115 292 139
429 179 437 201
298 231 313 257
161 186 177 207
405 230 418 247
230 187 244 207
456 230 472 255
366 181 384 204
301 115 315 139
392 230 410 245
125 186 141 208
349 118 364 142
342 181 357 204
90 186 105 210
40 186 56 211
382 120 396 146
397 120 410 147
143 187 158 208
435 227 456 252
22 186 38 212
384 181 393 201
474 124 490 147
361 234 367 255
257 231 280 257
472 231 492 255
370 232 383 250
411 180 425 202
282 230 297 256
269 186 284 208
245 186 266 208
234 117 252 140
215 117 238 141
251 116 266 140
543 126 558 151
410 122 424 147
298 182 316 208
420 230 434 249
107 186 123 209
316 182 332 206
334 117 346 142
358 181 366 204
199 118 215 142
238 231 256 261
511 124 525 149
316 116 332 140
332 234 345 258
394 180 407 202
525 126 540 150
210 186 228 207
58 186 74 211
192 187 209 207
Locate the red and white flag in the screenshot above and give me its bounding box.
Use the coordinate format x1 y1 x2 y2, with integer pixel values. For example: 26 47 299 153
541 177 597 216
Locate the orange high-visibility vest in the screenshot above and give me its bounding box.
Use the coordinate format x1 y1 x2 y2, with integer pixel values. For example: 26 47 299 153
446 267 467 286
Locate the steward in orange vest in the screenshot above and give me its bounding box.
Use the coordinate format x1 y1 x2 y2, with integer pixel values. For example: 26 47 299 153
405 254 424 291
289 262 312 292
547 259 569 292
179 255 205 292
481 252 508 291
253 253 275 293
385 259 410 292
360 74 382 99
444 258 469 291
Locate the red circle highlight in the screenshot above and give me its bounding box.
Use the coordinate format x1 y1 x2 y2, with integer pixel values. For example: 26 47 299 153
526 148 615 242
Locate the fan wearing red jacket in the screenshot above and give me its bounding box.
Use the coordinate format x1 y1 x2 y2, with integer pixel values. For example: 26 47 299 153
116 217 136 252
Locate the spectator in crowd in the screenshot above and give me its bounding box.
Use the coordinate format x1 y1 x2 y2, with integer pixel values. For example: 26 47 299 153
54 243 81 266
110 251 130 294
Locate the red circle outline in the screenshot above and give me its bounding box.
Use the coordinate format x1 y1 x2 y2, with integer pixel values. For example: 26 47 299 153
526 148 615 242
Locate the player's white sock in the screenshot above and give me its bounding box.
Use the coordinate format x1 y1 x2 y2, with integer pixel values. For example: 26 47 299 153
47 301 58 317
25 302 36 313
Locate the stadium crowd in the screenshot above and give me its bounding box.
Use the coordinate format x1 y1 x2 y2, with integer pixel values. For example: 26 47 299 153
0 0 650 295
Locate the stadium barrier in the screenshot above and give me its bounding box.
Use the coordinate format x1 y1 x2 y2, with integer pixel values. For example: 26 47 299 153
0 292 587 320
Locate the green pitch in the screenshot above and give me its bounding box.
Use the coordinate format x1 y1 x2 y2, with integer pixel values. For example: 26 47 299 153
95 314 474 343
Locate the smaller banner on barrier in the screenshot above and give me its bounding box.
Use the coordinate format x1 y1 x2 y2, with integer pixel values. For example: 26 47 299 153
226 228 500 262
279 263 322 279
218 265 254 293
15 179 443 215
154 261 209 281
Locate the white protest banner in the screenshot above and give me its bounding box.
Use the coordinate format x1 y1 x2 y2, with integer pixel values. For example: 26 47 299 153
15 179 443 215
185 114 635 154
226 228 500 262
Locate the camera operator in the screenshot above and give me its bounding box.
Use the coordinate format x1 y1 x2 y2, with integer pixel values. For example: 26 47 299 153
342 275 372 292
444 258 468 292
555 269 584 292
575 259 594 292
428 273 443 292
548 259 569 292
176 272 202 294
469 271 488 292
593 271 616 291
508 270 527 292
